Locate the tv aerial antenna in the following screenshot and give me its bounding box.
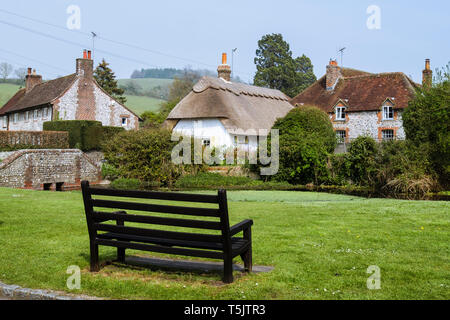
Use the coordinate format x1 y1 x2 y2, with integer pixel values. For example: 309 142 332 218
338 47 346 67
91 32 97 61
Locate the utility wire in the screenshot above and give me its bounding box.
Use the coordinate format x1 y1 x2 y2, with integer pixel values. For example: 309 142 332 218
0 8 216 68
0 48 72 74
0 19 161 69
0 8 255 80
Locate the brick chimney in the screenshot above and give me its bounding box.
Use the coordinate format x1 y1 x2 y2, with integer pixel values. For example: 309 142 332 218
217 53 231 81
76 49 94 78
326 59 342 91
422 59 432 89
25 68 42 93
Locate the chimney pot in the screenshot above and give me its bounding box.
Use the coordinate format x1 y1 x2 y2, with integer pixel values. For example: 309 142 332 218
422 59 432 88
222 53 227 65
88 50 92 60
83 50 88 59
27 68 32 75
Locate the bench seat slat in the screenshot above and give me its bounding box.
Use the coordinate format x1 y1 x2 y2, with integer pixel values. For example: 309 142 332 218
93 212 222 230
89 188 219 204
94 223 223 243
91 199 220 217
97 232 249 254
95 238 224 259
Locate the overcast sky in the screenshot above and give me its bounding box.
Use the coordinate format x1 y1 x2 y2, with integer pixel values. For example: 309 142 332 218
0 0 448 83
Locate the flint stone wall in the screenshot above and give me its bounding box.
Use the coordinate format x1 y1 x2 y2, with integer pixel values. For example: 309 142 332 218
0 149 101 189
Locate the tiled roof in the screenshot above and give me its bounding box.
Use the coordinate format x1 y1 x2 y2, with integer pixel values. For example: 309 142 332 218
0 74 77 115
290 69 419 113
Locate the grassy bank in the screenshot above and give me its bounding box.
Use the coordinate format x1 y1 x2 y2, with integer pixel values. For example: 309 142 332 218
0 188 448 299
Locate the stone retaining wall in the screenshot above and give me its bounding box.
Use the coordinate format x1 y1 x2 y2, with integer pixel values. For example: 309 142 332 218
0 149 101 190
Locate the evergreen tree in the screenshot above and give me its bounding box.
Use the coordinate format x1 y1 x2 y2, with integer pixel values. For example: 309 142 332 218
94 59 127 104
253 33 316 98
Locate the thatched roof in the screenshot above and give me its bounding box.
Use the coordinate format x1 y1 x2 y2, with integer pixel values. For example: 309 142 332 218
166 76 293 132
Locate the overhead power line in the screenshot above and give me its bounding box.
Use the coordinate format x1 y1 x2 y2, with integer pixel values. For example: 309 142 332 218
0 8 216 68
0 8 256 80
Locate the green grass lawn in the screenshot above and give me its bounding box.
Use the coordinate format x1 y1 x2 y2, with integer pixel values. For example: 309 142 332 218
0 188 448 300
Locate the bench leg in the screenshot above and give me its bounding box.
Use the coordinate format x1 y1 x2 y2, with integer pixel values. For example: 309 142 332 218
240 247 252 273
241 228 252 272
90 242 100 272
117 247 126 263
223 257 234 284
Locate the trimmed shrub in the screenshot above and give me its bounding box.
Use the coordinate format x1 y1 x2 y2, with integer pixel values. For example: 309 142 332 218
175 172 292 190
43 121 125 151
43 120 102 151
0 131 69 151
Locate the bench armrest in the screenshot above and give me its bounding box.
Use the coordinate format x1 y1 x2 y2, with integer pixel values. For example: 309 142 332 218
230 219 253 237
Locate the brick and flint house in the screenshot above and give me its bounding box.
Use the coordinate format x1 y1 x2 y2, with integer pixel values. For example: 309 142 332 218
0 50 140 131
290 59 432 145
165 53 293 152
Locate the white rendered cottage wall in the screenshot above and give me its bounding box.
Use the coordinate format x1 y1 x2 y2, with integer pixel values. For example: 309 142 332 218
6 107 53 131
173 119 233 149
173 118 259 156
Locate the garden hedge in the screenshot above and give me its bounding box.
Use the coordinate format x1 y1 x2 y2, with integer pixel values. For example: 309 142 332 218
43 120 124 151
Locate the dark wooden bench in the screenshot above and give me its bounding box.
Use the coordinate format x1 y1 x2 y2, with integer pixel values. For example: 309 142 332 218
81 181 253 283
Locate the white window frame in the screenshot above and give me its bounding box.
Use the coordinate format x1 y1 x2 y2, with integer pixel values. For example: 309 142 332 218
382 129 395 141
382 105 394 120
202 138 211 147
121 117 128 127
13 113 18 124
336 130 347 143
335 106 346 121
2 116 7 128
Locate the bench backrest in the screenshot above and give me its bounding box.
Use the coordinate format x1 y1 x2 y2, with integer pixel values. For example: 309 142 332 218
81 181 232 256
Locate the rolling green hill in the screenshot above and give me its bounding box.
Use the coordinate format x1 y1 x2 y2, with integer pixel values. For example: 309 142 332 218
118 78 173 90
124 95 165 116
0 83 22 108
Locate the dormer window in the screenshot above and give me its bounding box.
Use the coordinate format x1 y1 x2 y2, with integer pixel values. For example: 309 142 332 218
382 104 394 120
335 106 346 121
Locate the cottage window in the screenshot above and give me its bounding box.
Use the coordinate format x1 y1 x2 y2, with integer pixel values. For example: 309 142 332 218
2 116 6 128
19 113 24 122
202 139 211 147
382 129 395 141
336 130 347 143
13 113 18 123
34 110 38 120
121 117 127 126
43 108 48 119
335 107 346 121
382 105 394 120
25 111 30 122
